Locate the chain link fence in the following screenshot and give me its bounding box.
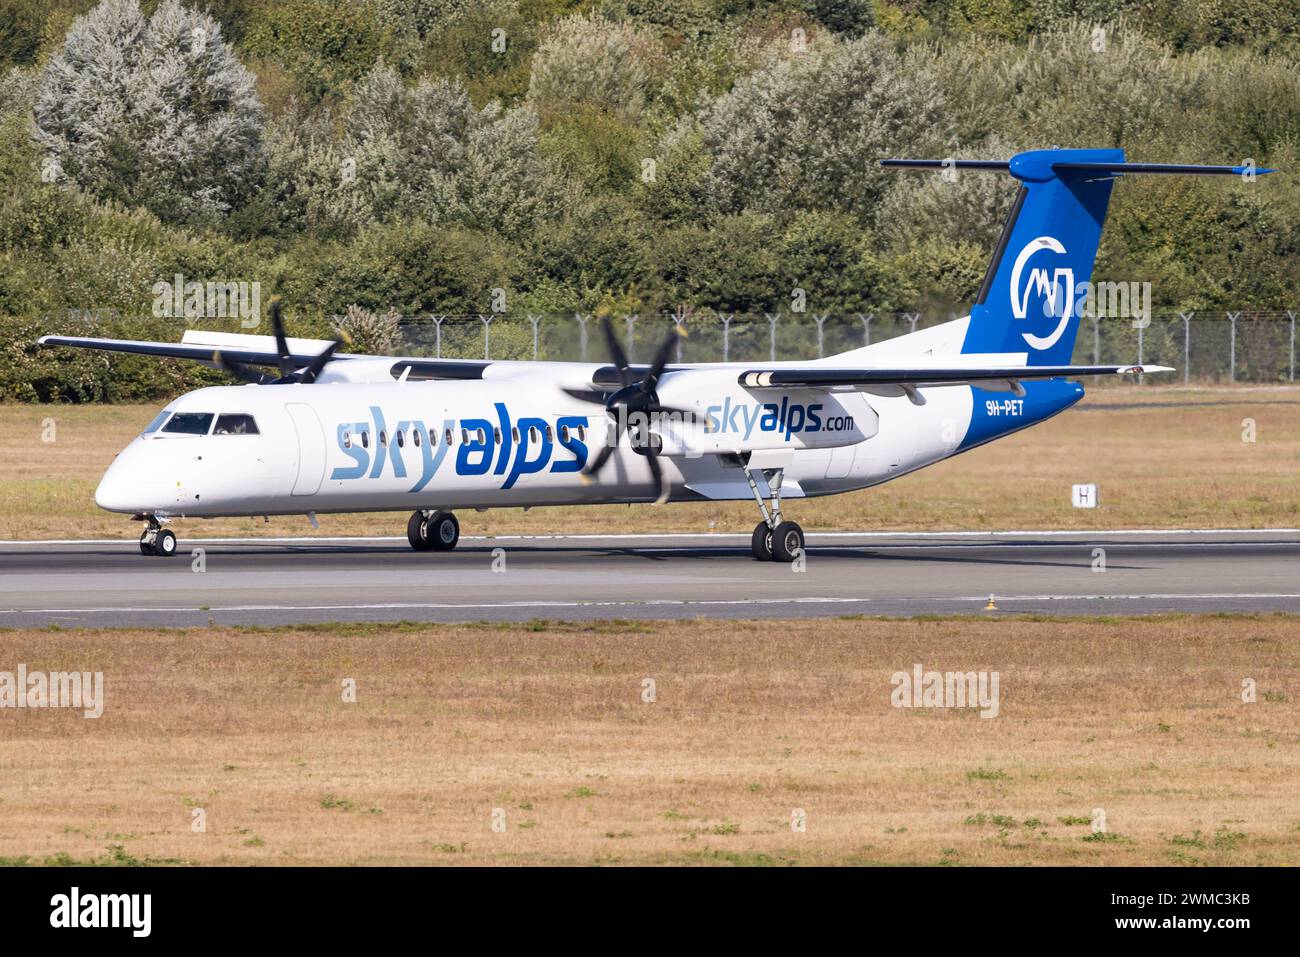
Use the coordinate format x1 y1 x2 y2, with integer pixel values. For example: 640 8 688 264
390 311 1299 384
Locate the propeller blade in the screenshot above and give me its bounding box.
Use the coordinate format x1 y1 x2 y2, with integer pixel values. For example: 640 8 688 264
562 387 610 405
644 449 669 505
600 316 632 388
642 324 682 391
212 350 269 384
295 340 341 384
269 297 294 378
582 439 617 480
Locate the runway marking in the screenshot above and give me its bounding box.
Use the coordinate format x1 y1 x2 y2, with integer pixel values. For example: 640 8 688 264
2 528 1299 546
5 593 1300 616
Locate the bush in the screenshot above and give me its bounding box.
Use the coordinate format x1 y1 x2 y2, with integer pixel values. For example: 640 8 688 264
242 0 388 103
528 12 668 120
667 31 946 223
34 0 264 225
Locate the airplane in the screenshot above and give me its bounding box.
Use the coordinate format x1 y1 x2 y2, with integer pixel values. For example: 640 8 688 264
39 148 1270 561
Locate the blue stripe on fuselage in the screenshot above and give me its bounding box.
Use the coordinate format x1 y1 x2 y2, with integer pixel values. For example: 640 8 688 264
958 379 1085 452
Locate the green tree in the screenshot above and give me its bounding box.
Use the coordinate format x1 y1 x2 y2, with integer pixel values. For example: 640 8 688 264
34 0 264 224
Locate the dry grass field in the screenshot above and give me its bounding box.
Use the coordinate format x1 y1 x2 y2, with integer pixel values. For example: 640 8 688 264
0 615 1297 866
0 386 1297 540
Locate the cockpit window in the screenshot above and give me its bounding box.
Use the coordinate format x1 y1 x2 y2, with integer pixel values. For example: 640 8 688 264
162 412 214 435
142 411 170 434
214 413 259 435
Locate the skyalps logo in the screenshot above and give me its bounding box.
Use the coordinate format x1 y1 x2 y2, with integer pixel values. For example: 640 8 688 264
1009 236 1074 351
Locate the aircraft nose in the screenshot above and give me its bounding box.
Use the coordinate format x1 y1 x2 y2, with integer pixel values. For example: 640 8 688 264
95 458 141 513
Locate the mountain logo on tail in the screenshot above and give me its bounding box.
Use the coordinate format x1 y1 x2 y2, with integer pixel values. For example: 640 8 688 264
1009 236 1074 351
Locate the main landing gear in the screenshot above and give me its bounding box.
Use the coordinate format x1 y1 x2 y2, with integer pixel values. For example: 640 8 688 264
138 517 177 557
407 510 460 552
744 463 804 563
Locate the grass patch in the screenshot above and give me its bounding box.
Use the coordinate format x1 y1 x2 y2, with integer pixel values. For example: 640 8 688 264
0 615 1296 865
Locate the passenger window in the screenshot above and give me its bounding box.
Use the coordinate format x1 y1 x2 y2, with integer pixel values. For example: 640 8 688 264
511 427 520 443
213 413 259 435
578 425 586 441
545 426 553 442
142 410 170 434
445 428 453 446
361 431 370 449
379 430 388 447
493 427 501 444
343 431 352 449
396 430 405 448
476 427 486 444
560 425 570 442
413 429 421 448
162 412 214 435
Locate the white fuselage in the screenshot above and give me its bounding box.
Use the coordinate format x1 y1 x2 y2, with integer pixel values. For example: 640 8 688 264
94 372 987 518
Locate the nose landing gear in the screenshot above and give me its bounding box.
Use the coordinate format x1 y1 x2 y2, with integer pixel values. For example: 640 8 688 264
138 518 177 557
743 464 804 563
407 510 460 552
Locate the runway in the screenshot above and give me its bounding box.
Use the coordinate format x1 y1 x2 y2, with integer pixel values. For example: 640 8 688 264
1 529 1298 627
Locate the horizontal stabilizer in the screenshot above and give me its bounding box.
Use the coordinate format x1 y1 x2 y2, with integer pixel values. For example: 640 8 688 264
880 159 1010 171
882 159 1273 177
1050 161 1274 176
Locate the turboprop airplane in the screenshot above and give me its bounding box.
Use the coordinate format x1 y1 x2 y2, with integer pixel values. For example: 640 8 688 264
40 148 1269 560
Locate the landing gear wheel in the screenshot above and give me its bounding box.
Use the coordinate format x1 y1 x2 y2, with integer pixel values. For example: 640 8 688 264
153 528 178 557
407 511 434 551
429 512 459 551
751 521 773 561
770 521 804 563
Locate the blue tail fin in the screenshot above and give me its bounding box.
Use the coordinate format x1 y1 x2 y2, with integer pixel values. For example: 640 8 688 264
882 149 1271 366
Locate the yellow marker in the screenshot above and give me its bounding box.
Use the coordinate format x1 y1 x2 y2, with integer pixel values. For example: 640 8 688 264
984 594 998 610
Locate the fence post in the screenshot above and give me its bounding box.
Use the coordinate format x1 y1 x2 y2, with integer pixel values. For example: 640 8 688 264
672 312 687 363
905 312 920 334
1092 316 1100 365
479 314 491 360
1289 310 1296 382
625 314 637 361
859 313 872 346
813 314 828 357
575 313 589 362
1179 312 1193 386
527 314 541 360
720 313 733 362
1227 311 1239 382
1136 320 1144 366
433 315 445 358
765 312 779 361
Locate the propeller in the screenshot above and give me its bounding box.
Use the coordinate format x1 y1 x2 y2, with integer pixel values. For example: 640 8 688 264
566 317 696 505
212 296 344 385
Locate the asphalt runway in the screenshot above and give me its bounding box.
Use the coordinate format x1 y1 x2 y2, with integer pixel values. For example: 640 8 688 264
1 530 1298 627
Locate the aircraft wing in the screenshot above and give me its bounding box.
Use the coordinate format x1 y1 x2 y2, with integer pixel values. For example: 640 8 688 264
37 335 335 367
37 334 493 381
734 364 1173 389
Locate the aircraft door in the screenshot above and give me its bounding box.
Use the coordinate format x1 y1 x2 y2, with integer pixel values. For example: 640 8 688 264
285 402 327 496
